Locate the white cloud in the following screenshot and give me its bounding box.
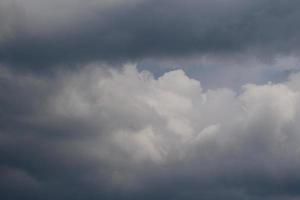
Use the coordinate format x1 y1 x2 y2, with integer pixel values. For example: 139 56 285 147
2 63 300 197
48 64 300 170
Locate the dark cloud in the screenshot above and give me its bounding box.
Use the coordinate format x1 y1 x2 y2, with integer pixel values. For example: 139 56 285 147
1 64 300 199
2 0 300 199
1 0 300 68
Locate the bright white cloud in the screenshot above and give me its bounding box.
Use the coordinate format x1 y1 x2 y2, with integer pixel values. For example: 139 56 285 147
48 64 300 173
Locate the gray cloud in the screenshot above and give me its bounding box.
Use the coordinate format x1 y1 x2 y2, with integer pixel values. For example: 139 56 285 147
137 55 300 89
2 1 300 199
1 63 300 199
1 0 300 67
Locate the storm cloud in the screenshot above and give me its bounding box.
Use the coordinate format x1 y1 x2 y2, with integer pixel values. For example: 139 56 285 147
1 64 300 199
1 0 300 67
1 1 300 199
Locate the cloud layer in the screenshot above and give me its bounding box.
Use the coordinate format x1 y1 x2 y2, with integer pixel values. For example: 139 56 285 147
1 0 300 67
1 64 300 199
2 1 300 199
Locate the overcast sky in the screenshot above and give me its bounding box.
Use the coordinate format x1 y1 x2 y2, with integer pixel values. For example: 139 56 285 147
1 1 300 200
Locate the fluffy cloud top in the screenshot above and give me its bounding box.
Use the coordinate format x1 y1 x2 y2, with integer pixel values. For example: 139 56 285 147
1 64 300 199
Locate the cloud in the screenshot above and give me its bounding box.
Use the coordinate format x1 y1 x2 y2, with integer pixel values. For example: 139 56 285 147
1 63 300 199
138 55 300 89
0 1 21 43
1 0 300 67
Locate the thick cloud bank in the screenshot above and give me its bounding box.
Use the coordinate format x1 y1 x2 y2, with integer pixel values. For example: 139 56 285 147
1 0 300 67
1 64 300 199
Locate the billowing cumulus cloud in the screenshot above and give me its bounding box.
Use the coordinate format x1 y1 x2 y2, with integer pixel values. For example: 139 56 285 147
2 0 300 199
1 63 300 199
1 0 300 67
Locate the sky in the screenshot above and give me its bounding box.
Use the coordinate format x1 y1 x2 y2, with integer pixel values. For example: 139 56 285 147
1 0 300 200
